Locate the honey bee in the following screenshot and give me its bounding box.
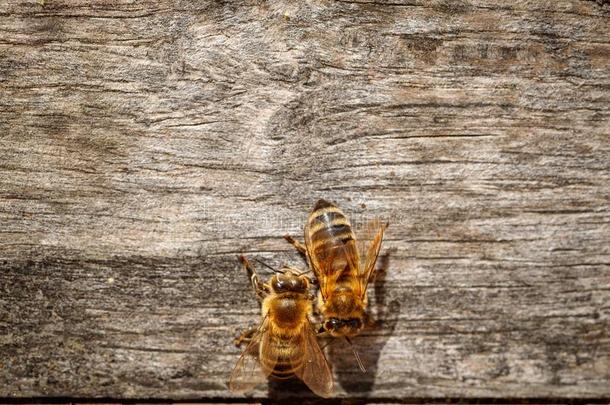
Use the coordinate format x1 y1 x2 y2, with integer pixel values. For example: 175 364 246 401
229 255 333 398
284 199 388 366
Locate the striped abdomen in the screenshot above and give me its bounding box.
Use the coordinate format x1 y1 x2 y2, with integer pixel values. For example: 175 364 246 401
306 199 357 274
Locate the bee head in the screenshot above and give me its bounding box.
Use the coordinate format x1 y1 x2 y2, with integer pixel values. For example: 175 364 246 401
324 317 363 337
271 273 308 294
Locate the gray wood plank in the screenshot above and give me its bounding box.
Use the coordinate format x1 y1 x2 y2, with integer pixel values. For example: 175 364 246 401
0 0 609 400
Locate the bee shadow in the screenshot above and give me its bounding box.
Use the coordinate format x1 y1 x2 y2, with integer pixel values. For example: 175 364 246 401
267 378 324 401
326 250 400 397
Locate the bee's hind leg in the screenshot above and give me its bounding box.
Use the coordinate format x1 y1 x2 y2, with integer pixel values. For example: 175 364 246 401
234 327 258 347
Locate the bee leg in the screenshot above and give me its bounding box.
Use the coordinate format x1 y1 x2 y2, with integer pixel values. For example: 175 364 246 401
283 235 307 257
234 327 257 347
315 329 335 350
238 255 269 301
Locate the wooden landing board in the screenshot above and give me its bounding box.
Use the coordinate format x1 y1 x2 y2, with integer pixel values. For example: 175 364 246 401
0 0 608 400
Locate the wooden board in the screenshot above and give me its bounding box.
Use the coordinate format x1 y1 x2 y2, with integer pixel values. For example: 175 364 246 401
0 0 609 400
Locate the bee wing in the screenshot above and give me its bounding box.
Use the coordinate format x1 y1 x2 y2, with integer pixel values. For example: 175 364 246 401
229 319 271 393
357 219 388 298
259 319 280 375
305 223 360 301
304 223 325 296
295 324 334 398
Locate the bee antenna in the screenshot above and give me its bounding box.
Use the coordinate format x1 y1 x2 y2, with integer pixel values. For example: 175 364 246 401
253 258 285 274
345 337 366 373
295 268 313 277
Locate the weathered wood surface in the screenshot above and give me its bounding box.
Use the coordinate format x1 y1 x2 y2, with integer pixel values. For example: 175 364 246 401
1 0 609 400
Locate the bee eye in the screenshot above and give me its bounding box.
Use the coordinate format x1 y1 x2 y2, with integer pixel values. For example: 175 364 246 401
291 278 306 292
325 318 340 330
271 276 287 292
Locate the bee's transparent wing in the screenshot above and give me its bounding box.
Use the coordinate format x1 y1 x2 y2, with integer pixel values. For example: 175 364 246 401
295 324 334 398
259 319 280 375
228 320 268 393
356 218 388 297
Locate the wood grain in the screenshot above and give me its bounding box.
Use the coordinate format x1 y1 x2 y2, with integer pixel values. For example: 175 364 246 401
0 0 609 400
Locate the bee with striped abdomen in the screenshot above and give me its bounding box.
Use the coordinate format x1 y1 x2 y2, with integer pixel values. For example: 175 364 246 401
229 255 333 397
284 199 388 369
